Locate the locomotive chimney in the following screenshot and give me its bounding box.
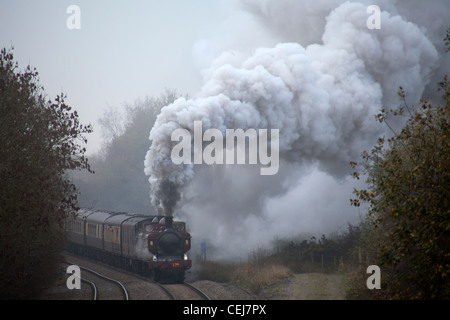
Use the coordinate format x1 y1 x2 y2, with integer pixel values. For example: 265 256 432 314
166 216 173 229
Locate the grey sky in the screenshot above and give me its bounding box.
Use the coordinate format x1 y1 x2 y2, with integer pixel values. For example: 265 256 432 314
0 0 267 153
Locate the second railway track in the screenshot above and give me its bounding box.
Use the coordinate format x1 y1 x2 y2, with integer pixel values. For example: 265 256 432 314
63 260 129 300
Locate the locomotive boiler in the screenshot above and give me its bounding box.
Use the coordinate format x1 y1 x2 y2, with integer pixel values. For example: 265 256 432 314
65 208 192 283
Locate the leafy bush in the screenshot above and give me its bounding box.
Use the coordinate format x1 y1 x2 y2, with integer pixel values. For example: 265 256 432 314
350 77 450 299
0 48 92 299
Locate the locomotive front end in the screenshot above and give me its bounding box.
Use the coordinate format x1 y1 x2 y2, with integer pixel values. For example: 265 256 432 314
147 216 192 282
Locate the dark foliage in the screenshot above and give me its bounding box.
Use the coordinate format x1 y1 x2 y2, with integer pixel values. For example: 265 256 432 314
350 77 449 299
0 48 92 299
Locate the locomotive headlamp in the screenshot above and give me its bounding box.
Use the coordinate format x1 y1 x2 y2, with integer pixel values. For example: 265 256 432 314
184 254 188 261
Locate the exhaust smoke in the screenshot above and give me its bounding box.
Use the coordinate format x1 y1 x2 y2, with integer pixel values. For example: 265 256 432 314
144 0 448 257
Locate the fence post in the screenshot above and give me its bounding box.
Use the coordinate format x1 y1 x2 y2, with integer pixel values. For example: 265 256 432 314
358 247 362 270
339 256 344 270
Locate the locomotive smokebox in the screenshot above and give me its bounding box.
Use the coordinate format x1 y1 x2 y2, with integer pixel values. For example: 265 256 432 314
166 216 173 229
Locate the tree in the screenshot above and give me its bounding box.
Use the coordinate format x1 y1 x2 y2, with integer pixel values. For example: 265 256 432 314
350 75 450 299
73 89 180 213
0 48 92 298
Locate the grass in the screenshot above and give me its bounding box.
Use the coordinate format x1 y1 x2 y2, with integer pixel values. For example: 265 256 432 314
341 265 390 300
196 259 292 295
233 262 292 294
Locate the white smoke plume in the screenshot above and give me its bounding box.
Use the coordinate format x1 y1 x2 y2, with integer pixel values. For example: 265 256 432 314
144 0 447 259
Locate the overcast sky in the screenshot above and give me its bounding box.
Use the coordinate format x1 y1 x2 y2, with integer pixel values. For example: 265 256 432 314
0 0 274 154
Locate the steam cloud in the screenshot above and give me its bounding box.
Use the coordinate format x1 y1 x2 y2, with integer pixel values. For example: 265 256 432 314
145 0 448 258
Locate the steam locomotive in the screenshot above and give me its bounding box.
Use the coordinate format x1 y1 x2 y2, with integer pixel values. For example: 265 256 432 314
65 208 192 283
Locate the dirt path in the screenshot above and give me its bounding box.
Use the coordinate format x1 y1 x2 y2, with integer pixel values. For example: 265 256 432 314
261 273 346 300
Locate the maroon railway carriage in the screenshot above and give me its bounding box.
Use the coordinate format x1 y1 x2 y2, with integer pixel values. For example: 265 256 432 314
65 208 192 283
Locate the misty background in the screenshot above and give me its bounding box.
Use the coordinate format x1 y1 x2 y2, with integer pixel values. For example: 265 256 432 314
2 0 449 260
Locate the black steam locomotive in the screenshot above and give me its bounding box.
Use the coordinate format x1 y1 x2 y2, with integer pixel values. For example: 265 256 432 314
65 208 192 283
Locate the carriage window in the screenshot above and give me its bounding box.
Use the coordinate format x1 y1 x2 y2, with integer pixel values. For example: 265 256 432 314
88 224 97 236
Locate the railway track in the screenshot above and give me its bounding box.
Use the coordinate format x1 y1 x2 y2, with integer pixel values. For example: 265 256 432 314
158 282 211 300
80 276 98 300
182 282 211 300
63 261 129 300
155 282 176 300
63 253 211 300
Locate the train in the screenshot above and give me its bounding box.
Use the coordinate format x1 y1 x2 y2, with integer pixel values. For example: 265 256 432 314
65 208 192 283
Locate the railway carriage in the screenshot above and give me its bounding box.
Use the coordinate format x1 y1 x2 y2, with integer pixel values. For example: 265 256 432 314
65 208 192 283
